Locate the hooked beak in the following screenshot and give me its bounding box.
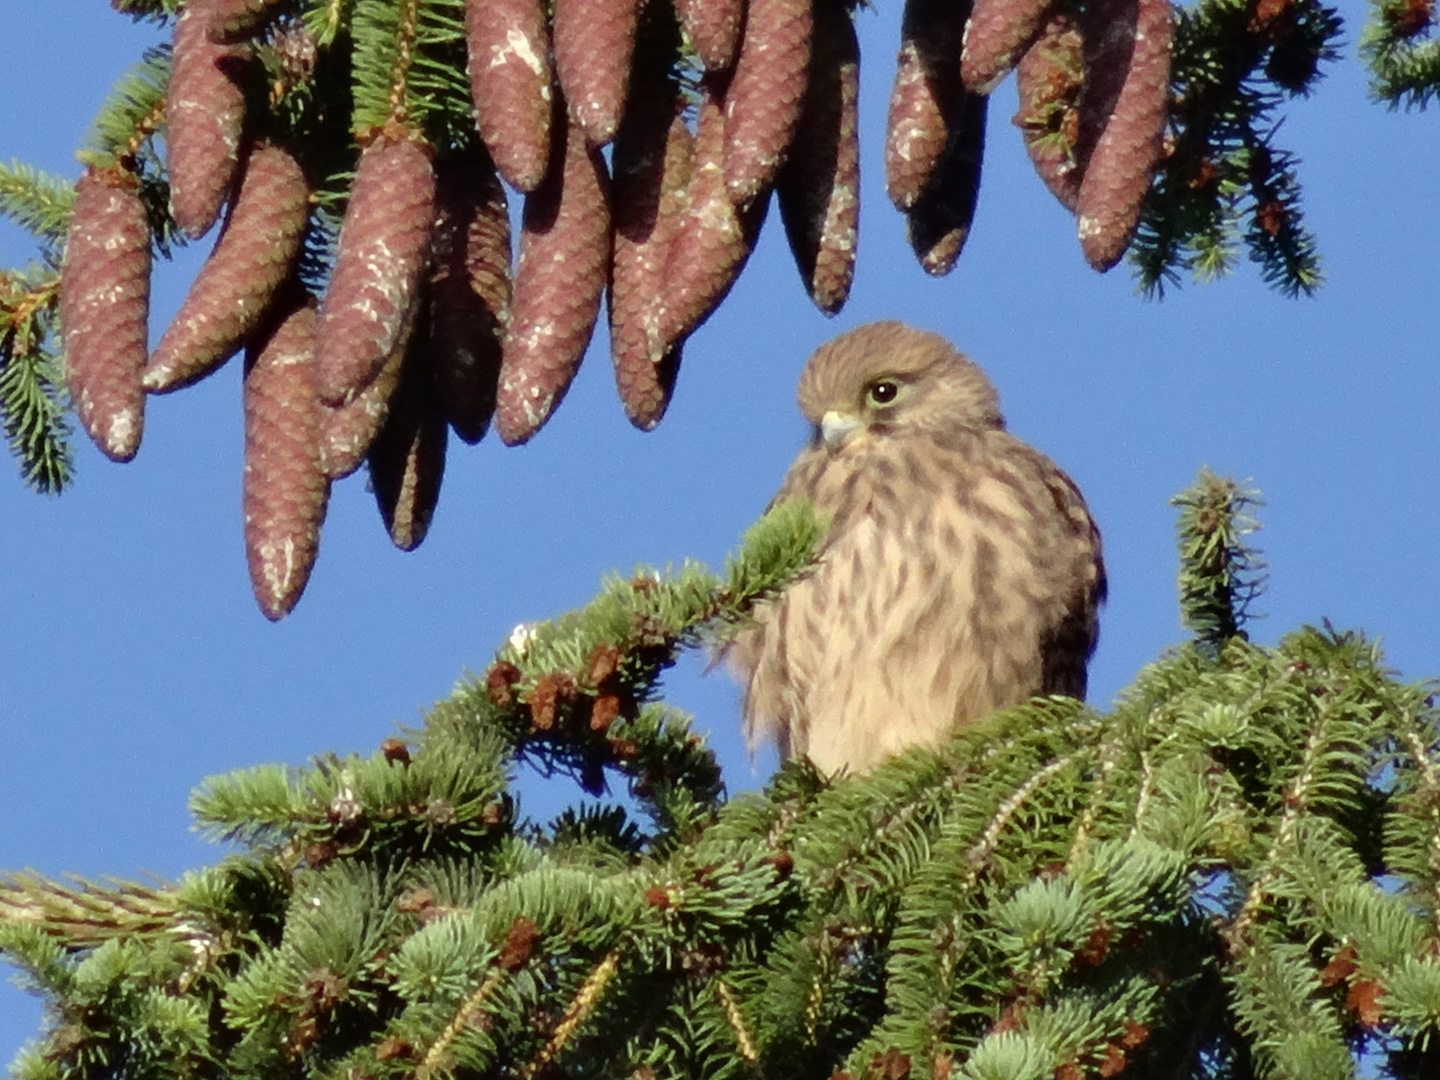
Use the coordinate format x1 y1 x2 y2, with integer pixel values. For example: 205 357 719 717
819 410 862 448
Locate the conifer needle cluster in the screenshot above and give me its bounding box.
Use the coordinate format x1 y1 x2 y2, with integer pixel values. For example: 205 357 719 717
4 476 1440 1079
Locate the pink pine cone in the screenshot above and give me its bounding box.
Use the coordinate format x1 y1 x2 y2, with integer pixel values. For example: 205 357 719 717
146 142 310 393
553 0 642 146
243 294 330 621
465 0 554 191
495 108 611 446
677 0 745 71
60 168 151 463
779 1 860 315
314 132 435 407
319 340 406 480
367 354 448 552
906 92 988 275
1013 15 1085 211
207 0 286 42
961 0 1056 93
167 0 246 238
885 0 968 211
1076 0 1173 271
723 0 813 205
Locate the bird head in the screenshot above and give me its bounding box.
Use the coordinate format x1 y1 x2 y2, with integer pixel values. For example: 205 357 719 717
795 321 1005 449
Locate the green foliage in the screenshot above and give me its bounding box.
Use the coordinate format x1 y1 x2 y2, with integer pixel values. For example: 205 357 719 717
1361 0 1440 107
4 479 1440 1078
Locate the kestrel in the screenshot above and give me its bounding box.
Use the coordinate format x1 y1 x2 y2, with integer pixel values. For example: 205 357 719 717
729 321 1105 775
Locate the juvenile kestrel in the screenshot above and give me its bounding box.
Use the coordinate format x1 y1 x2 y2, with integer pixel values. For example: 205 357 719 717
729 321 1105 775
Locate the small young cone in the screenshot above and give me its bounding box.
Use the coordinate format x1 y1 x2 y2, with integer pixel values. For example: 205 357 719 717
677 0 745 71
1013 14 1085 211
243 293 329 621
60 168 151 463
723 0 813 205
610 78 693 430
906 91 988 275
207 0 286 42
656 84 769 354
366 331 448 552
145 142 309 393
465 0 554 191
314 132 435 406
1075 0 1172 271
429 150 510 445
778 0 860 315
885 0 969 211
319 336 407 479
960 0 1056 93
167 0 246 239
553 0 642 146
495 108 611 446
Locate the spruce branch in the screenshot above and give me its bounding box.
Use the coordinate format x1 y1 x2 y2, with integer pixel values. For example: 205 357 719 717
1361 0 1440 107
1171 467 1267 656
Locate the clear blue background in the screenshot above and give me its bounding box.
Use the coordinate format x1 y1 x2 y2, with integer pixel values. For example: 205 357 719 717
2 0 1436 1060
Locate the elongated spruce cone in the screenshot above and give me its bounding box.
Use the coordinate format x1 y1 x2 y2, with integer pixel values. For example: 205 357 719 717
495 108 611 446
961 0 1055 93
429 151 510 445
553 0 641 146
207 0 286 42
657 84 769 354
907 91 988 275
60 168 151 462
315 132 435 407
146 142 309 393
465 0 554 191
1075 0 1140 181
778 0 859 315
168 0 246 238
1076 0 1172 271
1014 14 1085 210
610 78 693 430
677 0 745 71
723 0 812 206
885 0 970 211
243 294 330 621
320 338 406 480
367 332 448 552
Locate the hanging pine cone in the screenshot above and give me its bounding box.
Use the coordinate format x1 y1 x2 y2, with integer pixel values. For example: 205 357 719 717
314 130 435 407
464 0 555 192
1076 0 1172 271
428 150 510 446
242 292 329 621
60 167 151 463
779 0 860 315
1013 14 1085 211
206 0 286 43
961 0 1055 93
366 332 448 552
553 0 642 146
495 107 611 446
145 141 310 393
320 338 407 480
677 0 746 71
167 0 246 239
885 0 969 212
722 0 813 206
906 92 989 275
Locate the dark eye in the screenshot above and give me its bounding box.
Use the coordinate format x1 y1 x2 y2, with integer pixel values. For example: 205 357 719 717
866 380 900 407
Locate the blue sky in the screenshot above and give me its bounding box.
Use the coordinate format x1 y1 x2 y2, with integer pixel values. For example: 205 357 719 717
2 0 1437 1060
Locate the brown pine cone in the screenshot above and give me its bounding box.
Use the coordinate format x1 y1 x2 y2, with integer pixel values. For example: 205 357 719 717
243 292 330 621
1075 0 1172 271
553 0 642 146
677 0 745 71
319 337 406 480
610 82 692 430
145 142 309 393
656 83 770 354
906 91 988 275
465 0 554 192
778 0 859 315
1076 0 1141 175
1013 14 1085 211
314 131 435 407
428 150 510 445
723 0 813 206
960 0 1055 93
885 0 969 212
206 0 286 42
167 0 246 239
60 167 151 463
366 333 448 552
495 107 611 446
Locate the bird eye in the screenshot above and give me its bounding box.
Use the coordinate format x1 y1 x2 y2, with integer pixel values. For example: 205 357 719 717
866 380 901 407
